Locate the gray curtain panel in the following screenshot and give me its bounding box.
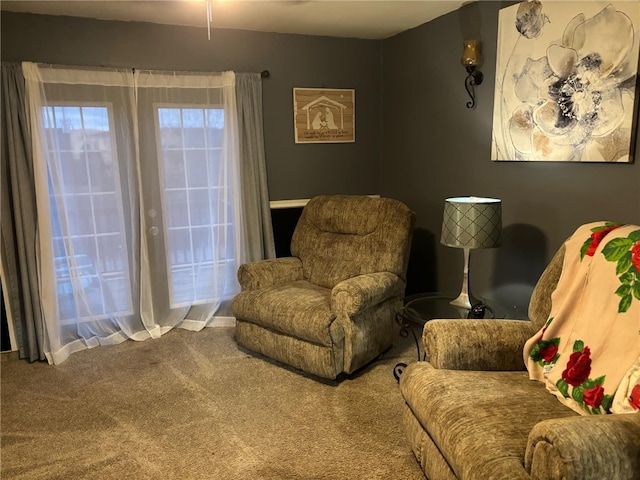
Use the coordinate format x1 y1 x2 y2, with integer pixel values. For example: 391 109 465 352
235 73 275 261
1 62 46 361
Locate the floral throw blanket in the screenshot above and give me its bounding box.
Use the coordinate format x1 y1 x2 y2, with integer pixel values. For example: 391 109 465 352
524 222 640 415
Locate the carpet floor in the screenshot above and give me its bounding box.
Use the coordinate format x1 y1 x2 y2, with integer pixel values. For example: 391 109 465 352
1 326 426 479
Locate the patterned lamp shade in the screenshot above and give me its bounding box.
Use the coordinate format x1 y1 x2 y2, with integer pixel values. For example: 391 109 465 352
441 197 502 249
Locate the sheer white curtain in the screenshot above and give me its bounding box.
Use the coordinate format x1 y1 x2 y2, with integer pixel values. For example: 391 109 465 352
23 63 245 364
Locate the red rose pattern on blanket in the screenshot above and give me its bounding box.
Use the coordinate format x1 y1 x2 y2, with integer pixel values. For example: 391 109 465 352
524 222 640 415
630 384 640 410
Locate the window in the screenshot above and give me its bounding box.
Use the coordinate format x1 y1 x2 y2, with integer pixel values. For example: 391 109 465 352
24 65 251 364
43 105 132 322
156 106 236 307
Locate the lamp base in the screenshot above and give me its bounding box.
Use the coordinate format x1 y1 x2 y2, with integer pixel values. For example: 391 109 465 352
449 291 481 310
450 246 480 310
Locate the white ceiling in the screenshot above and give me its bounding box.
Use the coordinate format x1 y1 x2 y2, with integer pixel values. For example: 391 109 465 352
0 0 470 39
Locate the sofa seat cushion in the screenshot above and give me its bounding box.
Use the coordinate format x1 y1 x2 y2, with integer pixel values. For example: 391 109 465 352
232 280 335 346
401 362 579 480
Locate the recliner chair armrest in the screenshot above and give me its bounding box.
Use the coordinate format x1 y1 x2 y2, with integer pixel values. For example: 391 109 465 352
423 319 537 370
331 272 405 316
525 413 640 480
237 257 304 290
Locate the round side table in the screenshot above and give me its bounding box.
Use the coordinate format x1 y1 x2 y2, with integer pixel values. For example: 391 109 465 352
402 292 506 325
393 292 506 381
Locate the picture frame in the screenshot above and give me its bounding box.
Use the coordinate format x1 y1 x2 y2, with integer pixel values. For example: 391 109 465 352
491 1 639 162
293 87 355 144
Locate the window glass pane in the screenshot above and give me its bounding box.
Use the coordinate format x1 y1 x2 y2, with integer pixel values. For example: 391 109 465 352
47 129 70 151
82 130 111 155
206 109 224 129
96 234 125 273
192 227 213 262
66 240 103 318
158 108 181 128
195 264 215 299
44 104 132 322
183 109 205 147
188 189 211 226
206 127 224 147
54 106 82 131
207 149 223 184
157 106 234 306
93 193 120 233
82 106 109 131
158 108 183 149
167 228 193 266
52 236 66 258
69 238 98 284
162 150 186 188
186 150 208 188
171 266 194 305
165 190 189 228
65 196 95 235
211 197 223 227
212 225 231 260
59 151 90 194
183 109 204 128
185 128 205 148
96 234 131 314
88 151 116 193
54 251 95 296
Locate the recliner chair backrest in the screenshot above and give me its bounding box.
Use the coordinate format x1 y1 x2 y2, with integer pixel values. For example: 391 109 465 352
528 244 565 331
291 195 415 289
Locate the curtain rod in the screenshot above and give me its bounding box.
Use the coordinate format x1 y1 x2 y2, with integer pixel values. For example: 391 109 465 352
34 63 271 78
130 68 270 78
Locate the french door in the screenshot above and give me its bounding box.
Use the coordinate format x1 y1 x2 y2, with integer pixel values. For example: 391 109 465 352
26 65 242 363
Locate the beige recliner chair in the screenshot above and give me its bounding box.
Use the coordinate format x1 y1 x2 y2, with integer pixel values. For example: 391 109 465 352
232 194 415 380
399 243 640 480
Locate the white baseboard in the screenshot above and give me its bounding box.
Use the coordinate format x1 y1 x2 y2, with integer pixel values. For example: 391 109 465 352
209 316 236 328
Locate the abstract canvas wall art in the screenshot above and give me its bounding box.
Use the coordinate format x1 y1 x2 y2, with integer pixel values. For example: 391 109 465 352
492 1 640 162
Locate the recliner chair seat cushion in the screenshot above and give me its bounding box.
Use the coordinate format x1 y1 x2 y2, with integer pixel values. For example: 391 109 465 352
401 362 579 479
232 280 335 346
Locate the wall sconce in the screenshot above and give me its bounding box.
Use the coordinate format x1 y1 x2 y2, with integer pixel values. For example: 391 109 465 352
461 40 483 109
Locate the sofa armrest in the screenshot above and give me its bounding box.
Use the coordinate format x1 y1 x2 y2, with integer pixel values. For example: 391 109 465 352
331 272 404 316
423 319 537 370
525 413 640 480
236 257 304 291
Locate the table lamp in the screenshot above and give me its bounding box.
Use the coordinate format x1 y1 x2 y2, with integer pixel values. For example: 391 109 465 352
440 196 502 309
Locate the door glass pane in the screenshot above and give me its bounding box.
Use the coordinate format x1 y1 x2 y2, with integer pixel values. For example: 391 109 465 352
43 105 133 322
157 106 234 307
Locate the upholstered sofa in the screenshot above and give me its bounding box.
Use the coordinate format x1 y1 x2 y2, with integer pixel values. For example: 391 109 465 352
232 194 415 380
399 244 640 480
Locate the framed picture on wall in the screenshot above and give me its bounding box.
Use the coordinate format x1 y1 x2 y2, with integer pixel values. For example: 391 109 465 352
293 87 355 144
491 1 639 162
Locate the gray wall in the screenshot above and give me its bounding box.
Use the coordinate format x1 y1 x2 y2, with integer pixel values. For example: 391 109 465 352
1 11 382 201
4 6 640 318
382 2 640 316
